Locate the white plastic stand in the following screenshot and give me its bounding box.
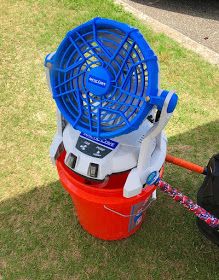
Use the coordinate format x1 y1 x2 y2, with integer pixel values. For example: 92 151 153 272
123 91 175 198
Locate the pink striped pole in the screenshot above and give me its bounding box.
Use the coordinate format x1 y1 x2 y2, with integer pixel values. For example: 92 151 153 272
156 179 219 230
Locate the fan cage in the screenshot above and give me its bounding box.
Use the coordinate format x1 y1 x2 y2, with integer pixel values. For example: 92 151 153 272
48 18 159 138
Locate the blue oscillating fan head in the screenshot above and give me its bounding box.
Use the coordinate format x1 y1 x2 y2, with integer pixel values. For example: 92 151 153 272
46 18 159 138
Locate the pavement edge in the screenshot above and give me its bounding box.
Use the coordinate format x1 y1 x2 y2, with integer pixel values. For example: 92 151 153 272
114 0 219 66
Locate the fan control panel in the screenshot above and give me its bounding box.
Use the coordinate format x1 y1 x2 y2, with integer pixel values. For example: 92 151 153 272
76 132 118 159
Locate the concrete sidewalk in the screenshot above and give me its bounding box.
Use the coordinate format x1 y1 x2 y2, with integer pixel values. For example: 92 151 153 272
115 0 219 66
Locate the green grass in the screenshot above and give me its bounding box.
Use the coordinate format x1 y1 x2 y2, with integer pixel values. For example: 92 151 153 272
0 0 219 279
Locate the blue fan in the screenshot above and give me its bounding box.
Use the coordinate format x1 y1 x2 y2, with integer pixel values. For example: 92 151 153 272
45 18 159 138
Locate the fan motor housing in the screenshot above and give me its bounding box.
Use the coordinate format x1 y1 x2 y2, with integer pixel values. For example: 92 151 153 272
62 118 167 180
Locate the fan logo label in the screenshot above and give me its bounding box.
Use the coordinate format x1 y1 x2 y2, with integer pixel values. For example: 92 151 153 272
80 132 118 150
88 75 107 88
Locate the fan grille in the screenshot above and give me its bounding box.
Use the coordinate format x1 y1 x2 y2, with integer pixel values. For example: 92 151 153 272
49 18 158 138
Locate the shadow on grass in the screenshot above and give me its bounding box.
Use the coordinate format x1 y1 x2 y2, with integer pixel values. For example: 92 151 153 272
1 121 219 279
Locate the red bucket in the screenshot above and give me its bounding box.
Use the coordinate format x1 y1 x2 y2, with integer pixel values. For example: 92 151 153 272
56 151 161 240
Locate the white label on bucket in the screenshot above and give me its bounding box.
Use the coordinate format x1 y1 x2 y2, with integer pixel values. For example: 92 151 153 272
128 199 148 232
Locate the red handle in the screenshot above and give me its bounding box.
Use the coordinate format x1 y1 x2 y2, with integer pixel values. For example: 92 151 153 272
166 154 205 174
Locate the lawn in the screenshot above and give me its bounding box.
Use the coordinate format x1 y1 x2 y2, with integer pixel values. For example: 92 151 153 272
0 0 219 279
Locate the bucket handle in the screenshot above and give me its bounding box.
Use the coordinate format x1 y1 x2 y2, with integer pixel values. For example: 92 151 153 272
103 198 155 218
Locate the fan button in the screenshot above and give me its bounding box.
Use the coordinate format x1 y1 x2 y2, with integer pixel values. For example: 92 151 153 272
88 163 99 178
65 153 77 170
